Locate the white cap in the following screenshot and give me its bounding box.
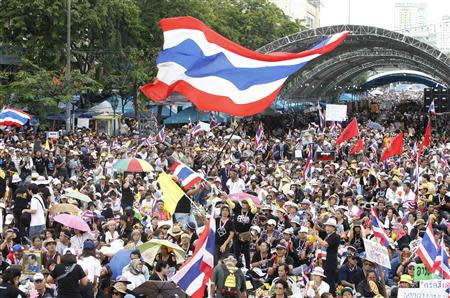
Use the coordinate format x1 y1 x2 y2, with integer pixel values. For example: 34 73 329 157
267 219 277 226
300 226 309 233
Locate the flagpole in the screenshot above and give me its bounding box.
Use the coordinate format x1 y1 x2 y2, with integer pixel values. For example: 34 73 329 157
207 122 240 176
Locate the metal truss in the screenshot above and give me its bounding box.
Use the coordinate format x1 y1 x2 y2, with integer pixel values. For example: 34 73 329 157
257 25 450 100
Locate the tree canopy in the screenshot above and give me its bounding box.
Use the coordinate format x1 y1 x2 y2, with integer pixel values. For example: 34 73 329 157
0 0 303 118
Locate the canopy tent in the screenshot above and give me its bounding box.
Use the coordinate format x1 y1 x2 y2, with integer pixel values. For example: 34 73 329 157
163 106 230 125
87 100 114 114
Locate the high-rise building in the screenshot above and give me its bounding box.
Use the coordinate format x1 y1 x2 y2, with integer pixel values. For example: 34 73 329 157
270 0 321 28
394 1 427 31
437 16 450 53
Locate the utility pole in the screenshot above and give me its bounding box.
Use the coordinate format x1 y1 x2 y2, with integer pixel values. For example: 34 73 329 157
348 0 351 24
65 0 72 131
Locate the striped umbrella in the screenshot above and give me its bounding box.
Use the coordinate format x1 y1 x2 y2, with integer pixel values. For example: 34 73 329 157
113 158 154 173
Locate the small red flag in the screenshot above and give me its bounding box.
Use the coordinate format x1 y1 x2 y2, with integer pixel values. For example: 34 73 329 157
350 138 364 154
421 118 431 148
380 132 404 161
336 118 359 145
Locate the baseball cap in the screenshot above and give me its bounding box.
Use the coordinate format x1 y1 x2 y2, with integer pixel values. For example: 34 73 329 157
12 244 23 252
267 219 277 226
83 239 95 250
63 248 76 255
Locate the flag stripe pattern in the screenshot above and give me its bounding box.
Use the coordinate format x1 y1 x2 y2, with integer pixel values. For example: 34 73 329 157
433 237 450 279
157 127 166 143
428 100 436 115
371 208 390 247
417 223 440 272
140 16 349 116
255 122 264 149
303 144 313 180
170 160 203 190
0 107 32 126
172 215 215 298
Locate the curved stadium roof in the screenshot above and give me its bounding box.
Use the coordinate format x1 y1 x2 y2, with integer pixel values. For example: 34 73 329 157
257 25 450 102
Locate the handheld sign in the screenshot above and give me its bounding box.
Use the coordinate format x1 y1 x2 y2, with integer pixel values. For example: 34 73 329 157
325 104 347 122
45 131 60 139
413 263 433 282
398 288 447 298
362 238 391 269
419 279 450 289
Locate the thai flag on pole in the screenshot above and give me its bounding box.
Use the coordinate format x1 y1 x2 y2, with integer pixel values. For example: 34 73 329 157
157 127 166 143
371 208 390 247
209 113 218 128
170 160 203 190
346 176 355 186
439 151 449 170
316 248 327 260
318 102 325 130
140 17 349 117
303 144 313 181
428 100 436 115
417 223 440 272
255 122 264 149
369 143 378 156
301 268 309 287
143 134 155 146
329 121 337 135
172 214 215 298
0 107 32 127
433 236 450 279
410 142 418 159
192 121 210 136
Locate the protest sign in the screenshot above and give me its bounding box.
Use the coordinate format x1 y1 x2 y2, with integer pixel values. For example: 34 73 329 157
77 118 90 128
419 279 450 289
398 288 447 298
414 263 433 282
45 131 60 139
325 104 347 121
363 238 391 269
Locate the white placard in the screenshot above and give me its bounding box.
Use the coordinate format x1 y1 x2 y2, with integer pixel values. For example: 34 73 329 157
398 288 448 298
420 279 450 289
363 238 391 269
325 104 348 122
77 118 90 128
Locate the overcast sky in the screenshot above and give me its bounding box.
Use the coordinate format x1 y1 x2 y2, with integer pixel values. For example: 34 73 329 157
320 0 450 29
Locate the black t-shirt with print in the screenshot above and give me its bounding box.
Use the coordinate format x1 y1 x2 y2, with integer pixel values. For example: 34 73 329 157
50 263 86 297
232 204 255 233
215 218 235 246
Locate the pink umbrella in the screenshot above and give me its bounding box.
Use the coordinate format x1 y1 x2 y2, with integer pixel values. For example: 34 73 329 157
53 214 91 232
229 192 260 207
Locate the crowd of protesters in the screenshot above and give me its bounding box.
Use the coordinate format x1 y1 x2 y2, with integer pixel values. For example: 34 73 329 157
0 101 448 298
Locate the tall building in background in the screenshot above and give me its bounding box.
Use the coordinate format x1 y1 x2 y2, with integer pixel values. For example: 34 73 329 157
437 16 450 53
393 1 437 47
270 0 321 28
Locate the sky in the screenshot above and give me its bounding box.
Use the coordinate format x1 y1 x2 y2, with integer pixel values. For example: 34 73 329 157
320 0 450 29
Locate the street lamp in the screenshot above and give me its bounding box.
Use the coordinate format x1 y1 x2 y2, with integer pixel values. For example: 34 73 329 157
111 89 119 135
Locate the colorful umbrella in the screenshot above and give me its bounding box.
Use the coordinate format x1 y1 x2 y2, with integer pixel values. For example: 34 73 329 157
229 192 260 207
53 214 91 232
137 239 185 265
49 203 80 215
63 191 91 203
113 158 154 173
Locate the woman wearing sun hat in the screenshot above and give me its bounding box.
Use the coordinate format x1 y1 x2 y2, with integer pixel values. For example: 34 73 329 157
305 267 330 298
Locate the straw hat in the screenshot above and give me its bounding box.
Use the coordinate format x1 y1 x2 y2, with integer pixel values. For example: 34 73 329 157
311 266 326 278
324 218 337 227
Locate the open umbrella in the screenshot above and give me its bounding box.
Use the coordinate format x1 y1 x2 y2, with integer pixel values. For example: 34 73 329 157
113 158 154 173
229 192 260 207
133 281 187 298
63 191 91 203
137 239 185 265
108 249 132 280
53 214 91 232
49 203 80 215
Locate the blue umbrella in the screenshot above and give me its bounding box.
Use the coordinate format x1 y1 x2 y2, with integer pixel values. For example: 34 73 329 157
368 120 383 130
108 249 132 280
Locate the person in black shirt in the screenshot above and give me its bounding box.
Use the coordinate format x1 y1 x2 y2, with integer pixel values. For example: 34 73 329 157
230 198 256 268
33 151 46 176
0 267 27 298
149 260 169 281
215 205 235 264
315 218 340 296
121 178 134 210
48 249 88 298
12 185 30 241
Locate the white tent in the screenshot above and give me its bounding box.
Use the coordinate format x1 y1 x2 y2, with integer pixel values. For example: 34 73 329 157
87 100 114 114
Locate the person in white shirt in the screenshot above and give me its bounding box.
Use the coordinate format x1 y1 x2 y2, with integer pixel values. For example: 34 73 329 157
399 182 416 208
122 259 146 290
306 267 330 298
386 180 400 205
77 240 101 296
226 169 246 194
23 184 46 240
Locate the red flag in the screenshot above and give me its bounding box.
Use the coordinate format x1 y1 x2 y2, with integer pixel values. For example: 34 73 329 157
421 118 431 148
336 118 359 145
350 138 364 154
380 132 404 161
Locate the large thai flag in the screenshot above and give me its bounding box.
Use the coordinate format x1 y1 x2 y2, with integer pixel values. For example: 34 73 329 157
140 17 349 116
433 236 450 279
0 107 32 127
172 215 215 298
170 160 203 190
157 126 166 143
371 208 390 247
417 223 440 272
